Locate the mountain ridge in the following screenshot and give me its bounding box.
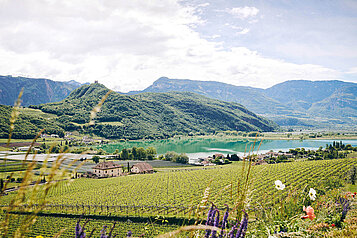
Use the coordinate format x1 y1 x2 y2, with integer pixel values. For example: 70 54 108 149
0 75 83 106
124 77 357 129
31 83 278 139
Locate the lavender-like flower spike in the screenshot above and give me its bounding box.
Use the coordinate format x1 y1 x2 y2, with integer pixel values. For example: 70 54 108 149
228 222 238 238
211 208 220 238
75 222 82 238
76 218 88 238
127 230 132 237
240 210 249 238
219 205 229 238
235 210 248 238
205 204 215 238
100 225 108 238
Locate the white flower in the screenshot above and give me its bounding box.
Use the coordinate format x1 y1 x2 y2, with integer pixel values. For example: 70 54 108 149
309 188 317 200
275 180 285 190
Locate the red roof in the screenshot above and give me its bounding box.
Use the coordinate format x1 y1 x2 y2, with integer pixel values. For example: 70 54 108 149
132 162 153 172
92 161 122 170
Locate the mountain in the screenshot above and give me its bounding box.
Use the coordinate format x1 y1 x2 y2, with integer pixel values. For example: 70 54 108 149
125 77 357 129
0 75 83 106
308 85 357 120
32 83 278 139
265 80 356 111
127 77 295 116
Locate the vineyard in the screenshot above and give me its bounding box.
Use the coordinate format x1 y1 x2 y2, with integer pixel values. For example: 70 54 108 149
1 158 356 236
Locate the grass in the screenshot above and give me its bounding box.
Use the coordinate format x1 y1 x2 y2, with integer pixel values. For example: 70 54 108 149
97 121 124 126
346 184 357 193
18 108 57 120
347 151 357 159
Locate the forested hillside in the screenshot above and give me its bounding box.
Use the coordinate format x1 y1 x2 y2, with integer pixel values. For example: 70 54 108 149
32 83 278 139
0 105 64 139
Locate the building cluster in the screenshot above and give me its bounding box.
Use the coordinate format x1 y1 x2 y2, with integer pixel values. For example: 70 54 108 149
253 151 294 165
188 153 227 166
83 161 154 178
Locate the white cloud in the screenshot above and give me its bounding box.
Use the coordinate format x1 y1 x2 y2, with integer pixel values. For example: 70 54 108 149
227 6 259 19
236 28 250 35
0 0 342 92
346 67 357 74
197 3 210 8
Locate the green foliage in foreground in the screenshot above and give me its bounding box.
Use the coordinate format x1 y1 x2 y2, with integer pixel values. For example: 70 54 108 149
2 214 178 237
32 83 278 139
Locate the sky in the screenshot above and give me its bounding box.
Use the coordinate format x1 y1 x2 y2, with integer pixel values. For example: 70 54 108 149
0 0 356 92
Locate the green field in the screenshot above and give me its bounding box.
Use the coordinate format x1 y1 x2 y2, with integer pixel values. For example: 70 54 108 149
2 159 356 212
1 158 356 237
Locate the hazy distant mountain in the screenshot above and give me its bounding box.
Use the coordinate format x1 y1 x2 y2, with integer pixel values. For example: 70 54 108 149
265 80 356 111
126 77 297 116
0 75 83 106
126 77 357 129
33 83 278 139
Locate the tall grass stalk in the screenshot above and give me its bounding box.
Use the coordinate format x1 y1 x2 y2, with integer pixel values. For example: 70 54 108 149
0 88 111 237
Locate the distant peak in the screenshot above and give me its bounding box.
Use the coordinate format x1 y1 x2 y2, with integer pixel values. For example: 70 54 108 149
154 77 171 83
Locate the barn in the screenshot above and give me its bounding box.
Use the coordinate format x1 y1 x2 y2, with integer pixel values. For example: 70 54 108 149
131 162 154 174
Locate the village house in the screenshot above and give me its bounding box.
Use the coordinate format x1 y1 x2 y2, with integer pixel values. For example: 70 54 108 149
131 162 154 174
92 161 123 177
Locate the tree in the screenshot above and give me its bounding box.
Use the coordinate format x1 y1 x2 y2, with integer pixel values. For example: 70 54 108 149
176 153 189 164
92 155 100 164
164 151 178 161
146 147 157 160
132 147 138 159
230 154 240 161
97 149 106 155
137 147 147 160
121 148 129 160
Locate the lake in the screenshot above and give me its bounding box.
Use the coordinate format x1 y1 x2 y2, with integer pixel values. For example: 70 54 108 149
98 138 357 159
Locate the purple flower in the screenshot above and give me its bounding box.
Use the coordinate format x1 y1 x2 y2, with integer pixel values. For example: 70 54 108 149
100 225 108 238
219 205 229 238
75 219 86 238
127 230 132 237
211 209 220 238
205 204 215 238
228 222 237 238
235 210 248 238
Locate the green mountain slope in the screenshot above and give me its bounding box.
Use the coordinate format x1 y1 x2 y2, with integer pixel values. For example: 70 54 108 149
0 105 64 139
0 75 82 106
126 77 357 129
34 83 278 139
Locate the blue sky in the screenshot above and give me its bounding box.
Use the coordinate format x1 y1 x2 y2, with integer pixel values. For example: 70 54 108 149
188 0 357 71
0 0 356 91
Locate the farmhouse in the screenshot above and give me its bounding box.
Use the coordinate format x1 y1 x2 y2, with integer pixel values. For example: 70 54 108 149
131 162 154 174
92 161 123 177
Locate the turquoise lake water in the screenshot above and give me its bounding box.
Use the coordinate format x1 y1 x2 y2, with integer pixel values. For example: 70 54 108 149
98 138 357 159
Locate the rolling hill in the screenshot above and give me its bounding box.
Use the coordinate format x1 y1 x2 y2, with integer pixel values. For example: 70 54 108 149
31 83 278 139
